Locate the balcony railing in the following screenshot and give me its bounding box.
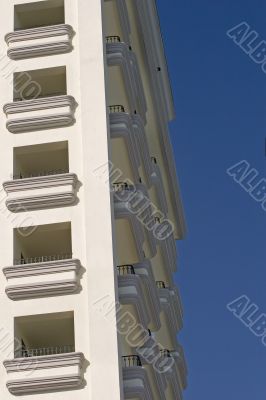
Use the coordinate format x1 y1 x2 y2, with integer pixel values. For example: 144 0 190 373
160 349 172 358
112 182 132 192
156 281 166 289
15 345 75 358
117 265 135 275
122 355 142 368
109 105 125 113
13 169 69 180
154 216 161 224
13 92 66 102
106 35 121 43
14 253 73 266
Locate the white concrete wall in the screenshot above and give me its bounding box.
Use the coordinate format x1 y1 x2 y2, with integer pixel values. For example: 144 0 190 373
0 0 123 399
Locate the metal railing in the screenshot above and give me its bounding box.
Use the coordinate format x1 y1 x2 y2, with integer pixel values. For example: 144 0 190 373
109 105 125 113
160 349 171 358
106 35 121 43
156 281 166 289
15 345 75 358
14 92 67 102
14 253 72 265
154 216 161 224
112 182 132 192
117 265 135 275
14 23 66 32
122 355 142 367
13 168 69 180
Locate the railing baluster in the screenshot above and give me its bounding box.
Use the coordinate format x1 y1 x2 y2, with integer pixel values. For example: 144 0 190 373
106 35 121 43
117 265 135 276
15 344 75 359
14 253 73 265
122 355 142 368
13 168 69 180
156 281 167 289
108 105 125 113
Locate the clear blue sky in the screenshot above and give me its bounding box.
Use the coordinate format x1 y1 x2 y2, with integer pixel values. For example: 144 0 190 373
157 0 266 398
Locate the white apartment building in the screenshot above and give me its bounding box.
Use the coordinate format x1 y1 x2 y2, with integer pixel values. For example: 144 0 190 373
0 1 187 399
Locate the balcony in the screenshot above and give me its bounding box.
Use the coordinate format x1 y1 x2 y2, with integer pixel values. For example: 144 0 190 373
122 355 153 400
6 1 72 60
4 66 76 133
4 312 85 395
4 95 76 133
150 157 168 215
5 24 74 60
4 352 85 395
3 141 79 211
3 222 81 299
151 217 177 286
120 0 174 123
106 36 147 122
3 255 81 300
4 171 78 211
113 183 156 264
109 105 140 184
109 106 153 186
7 1 73 59
155 218 176 272
137 335 167 400
117 260 161 331
160 347 187 400
132 114 154 186
155 283 183 349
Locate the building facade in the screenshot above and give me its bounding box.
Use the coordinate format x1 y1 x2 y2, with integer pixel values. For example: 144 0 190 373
0 0 187 399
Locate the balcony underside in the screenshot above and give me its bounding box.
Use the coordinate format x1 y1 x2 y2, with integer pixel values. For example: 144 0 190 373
114 188 145 264
109 110 141 183
4 95 76 133
171 347 188 391
132 115 153 186
150 162 168 215
137 340 167 400
5 24 74 60
163 349 187 399
114 185 157 263
118 274 150 329
3 173 78 212
4 352 85 395
142 365 166 400
123 366 153 400
3 258 81 300
155 222 177 274
106 41 147 121
135 184 157 259
109 109 153 187
156 287 183 348
133 261 161 331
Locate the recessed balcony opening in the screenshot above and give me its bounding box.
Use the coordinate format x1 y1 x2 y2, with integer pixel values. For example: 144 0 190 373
14 311 74 358
14 0 65 31
14 222 72 265
4 142 77 211
13 141 69 180
13 66 67 101
103 0 124 40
